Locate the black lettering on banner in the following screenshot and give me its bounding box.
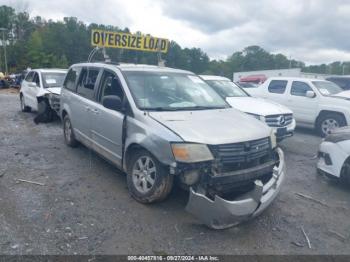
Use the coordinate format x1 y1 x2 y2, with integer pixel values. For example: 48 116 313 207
92 31 100 45
131 36 136 48
149 38 155 49
160 39 166 51
108 33 114 46
115 34 121 46
121 35 127 47
136 37 142 49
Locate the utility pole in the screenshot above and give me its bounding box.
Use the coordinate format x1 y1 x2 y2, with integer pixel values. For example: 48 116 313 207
0 28 8 75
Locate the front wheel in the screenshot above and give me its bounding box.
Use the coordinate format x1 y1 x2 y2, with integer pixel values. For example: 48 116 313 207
340 160 350 186
20 95 31 112
316 113 346 137
127 150 173 203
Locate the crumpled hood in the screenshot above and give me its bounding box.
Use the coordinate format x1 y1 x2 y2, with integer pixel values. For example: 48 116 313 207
36 87 62 97
149 108 271 145
226 97 293 116
332 90 350 99
46 87 61 95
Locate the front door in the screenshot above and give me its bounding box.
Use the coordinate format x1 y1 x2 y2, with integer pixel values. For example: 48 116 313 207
89 69 126 167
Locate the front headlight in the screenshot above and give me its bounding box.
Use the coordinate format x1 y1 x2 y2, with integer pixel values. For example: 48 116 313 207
171 143 214 163
248 113 263 121
270 130 277 148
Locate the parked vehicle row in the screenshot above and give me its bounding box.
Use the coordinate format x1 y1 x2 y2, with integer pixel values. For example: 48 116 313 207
243 77 350 137
200 75 296 141
18 64 350 229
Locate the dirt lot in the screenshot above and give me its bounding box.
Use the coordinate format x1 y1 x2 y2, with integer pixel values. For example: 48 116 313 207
0 92 350 255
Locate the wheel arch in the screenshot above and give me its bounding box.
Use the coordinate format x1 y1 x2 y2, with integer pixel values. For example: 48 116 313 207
316 110 347 127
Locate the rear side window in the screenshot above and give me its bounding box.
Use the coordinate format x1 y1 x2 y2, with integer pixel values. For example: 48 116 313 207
268 80 287 94
291 81 313 96
76 67 100 100
64 67 81 92
25 72 34 82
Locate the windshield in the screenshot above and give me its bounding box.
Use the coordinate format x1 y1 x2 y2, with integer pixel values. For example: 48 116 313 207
205 80 249 98
312 81 343 96
123 71 229 111
42 72 67 88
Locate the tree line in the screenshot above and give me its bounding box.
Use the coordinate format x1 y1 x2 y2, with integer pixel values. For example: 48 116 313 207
1 5 349 78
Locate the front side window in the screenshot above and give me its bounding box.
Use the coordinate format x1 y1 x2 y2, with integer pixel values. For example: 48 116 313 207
76 67 100 100
291 81 313 97
205 80 248 98
268 80 288 94
312 81 343 96
123 71 228 111
42 72 66 88
32 73 40 86
25 72 34 82
64 67 81 92
98 70 124 103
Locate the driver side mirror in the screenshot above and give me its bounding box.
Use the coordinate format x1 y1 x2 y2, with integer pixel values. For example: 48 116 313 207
102 95 122 111
306 90 316 98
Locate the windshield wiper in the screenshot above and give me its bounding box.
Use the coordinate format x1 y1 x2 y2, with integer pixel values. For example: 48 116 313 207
175 105 228 110
142 107 179 111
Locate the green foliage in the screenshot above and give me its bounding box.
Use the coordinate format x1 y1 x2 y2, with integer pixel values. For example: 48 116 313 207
1 4 349 77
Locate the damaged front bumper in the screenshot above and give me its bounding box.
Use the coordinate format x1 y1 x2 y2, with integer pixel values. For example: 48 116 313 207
185 147 285 229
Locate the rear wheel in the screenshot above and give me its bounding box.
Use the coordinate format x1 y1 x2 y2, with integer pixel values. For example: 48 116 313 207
63 115 78 147
20 95 31 112
127 149 173 203
316 113 346 137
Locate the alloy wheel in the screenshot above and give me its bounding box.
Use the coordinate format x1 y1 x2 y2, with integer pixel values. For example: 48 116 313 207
132 156 157 194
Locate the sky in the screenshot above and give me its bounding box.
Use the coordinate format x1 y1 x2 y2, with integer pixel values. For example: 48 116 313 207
3 0 350 65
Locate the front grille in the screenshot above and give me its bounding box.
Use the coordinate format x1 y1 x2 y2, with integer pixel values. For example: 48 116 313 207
208 137 272 173
265 114 293 127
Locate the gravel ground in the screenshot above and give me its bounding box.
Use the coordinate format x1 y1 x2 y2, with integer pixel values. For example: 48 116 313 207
0 92 349 255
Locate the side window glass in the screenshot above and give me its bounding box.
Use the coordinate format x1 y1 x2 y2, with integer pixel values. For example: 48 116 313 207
291 81 312 97
25 72 34 82
64 67 80 92
98 70 124 103
268 80 287 94
33 73 40 86
76 67 100 100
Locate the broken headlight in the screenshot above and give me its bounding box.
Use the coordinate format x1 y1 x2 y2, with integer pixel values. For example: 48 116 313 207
171 143 214 163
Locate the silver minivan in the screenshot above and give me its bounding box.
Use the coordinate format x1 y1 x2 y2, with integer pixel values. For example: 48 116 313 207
60 62 285 229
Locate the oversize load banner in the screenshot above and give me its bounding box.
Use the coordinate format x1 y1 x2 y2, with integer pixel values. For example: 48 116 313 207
91 29 169 53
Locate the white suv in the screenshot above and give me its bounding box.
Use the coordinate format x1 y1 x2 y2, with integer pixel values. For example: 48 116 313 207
244 77 350 137
200 75 296 141
20 69 67 122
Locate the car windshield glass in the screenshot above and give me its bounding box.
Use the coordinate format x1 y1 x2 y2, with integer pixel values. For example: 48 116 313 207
312 81 343 96
42 72 66 88
206 80 249 98
123 71 229 111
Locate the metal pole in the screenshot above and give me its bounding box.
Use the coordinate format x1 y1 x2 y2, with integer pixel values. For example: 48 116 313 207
0 28 8 75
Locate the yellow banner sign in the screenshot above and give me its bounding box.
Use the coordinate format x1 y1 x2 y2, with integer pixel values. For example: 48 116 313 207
91 30 169 53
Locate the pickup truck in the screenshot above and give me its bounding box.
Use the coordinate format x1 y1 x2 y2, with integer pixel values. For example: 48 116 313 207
243 77 350 137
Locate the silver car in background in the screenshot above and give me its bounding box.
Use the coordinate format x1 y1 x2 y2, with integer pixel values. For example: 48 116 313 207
60 63 285 229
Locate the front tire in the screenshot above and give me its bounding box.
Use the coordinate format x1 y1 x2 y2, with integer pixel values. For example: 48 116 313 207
127 150 173 203
340 160 350 186
20 95 31 112
316 113 346 137
63 115 78 147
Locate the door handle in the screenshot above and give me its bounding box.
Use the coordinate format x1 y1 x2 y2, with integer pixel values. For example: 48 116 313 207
91 109 99 114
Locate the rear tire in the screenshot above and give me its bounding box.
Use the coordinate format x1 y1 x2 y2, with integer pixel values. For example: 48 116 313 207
20 95 31 112
316 113 346 137
63 115 78 147
127 149 173 204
